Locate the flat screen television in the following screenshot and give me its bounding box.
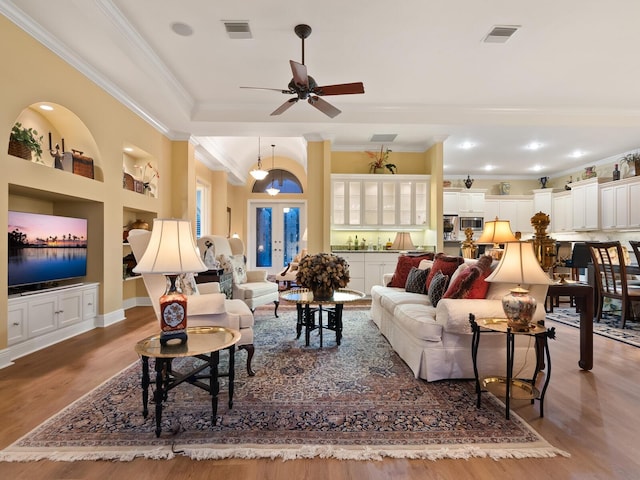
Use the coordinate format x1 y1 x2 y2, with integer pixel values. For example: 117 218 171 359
8 210 88 290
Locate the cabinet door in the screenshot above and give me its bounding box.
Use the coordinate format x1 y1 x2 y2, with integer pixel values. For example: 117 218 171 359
572 185 587 229
364 252 399 293
553 194 572 232
413 181 429 225
600 186 616 229
380 181 396 226
614 184 629 228
83 287 98 320
398 181 412 225
515 199 534 234
459 192 484 213
8 300 28 345
584 183 600 230
629 182 640 228
28 295 58 337
59 290 83 328
348 181 362 225
341 253 365 292
331 180 346 225
443 191 459 215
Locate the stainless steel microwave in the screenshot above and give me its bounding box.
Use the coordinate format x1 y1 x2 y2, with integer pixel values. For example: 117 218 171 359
459 217 484 231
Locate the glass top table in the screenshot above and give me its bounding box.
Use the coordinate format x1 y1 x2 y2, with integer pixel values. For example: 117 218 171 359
280 288 365 347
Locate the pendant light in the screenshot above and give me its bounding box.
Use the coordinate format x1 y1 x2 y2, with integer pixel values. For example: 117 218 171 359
266 144 280 196
249 137 268 180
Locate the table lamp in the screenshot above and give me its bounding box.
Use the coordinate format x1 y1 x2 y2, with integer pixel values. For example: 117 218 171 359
391 232 415 253
133 219 207 345
476 217 518 260
485 241 553 331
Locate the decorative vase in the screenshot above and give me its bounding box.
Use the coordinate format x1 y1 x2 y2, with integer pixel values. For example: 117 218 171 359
582 166 597 180
499 182 511 195
502 287 537 332
8 139 32 160
312 285 334 301
539 176 549 188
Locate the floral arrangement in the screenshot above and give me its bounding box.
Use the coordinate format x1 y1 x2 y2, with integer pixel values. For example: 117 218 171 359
366 146 396 174
137 162 159 194
296 252 350 294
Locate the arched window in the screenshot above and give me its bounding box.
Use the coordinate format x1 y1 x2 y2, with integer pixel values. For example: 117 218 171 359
252 169 303 194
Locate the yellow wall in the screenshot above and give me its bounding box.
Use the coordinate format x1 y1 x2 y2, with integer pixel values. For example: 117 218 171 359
1 16 182 349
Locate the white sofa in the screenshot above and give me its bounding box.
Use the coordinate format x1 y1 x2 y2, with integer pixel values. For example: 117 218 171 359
370 257 548 382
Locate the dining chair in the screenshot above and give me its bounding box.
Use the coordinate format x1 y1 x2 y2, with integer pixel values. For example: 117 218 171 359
629 240 640 266
586 241 640 329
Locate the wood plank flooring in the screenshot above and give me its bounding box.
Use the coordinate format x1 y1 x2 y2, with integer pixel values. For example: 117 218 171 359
1 306 639 479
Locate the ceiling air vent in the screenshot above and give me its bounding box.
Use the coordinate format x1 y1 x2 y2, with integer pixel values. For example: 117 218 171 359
370 134 397 143
223 21 252 39
483 25 520 44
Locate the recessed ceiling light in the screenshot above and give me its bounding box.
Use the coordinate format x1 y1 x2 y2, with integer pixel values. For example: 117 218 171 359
525 142 544 151
171 22 194 37
531 164 544 172
484 165 494 171
39 104 53 111
570 150 586 158
124 147 134 152
459 141 475 150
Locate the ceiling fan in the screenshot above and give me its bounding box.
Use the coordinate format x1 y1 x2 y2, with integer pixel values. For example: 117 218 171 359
241 24 365 118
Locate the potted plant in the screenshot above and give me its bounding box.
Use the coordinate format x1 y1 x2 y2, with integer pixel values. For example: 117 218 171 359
620 152 640 177
8 122 43 162
366 146 396 174
296 252 350 300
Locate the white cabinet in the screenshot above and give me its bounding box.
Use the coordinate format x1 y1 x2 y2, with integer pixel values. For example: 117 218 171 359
552 192 573 232
364 252 399 293
483 196 534 235
533 188 555 216
443 190 460 215
7 283 99 347
459 191 485 214
340 253 365 293
600 177 640 230
571 178 601 231
331 175 430 229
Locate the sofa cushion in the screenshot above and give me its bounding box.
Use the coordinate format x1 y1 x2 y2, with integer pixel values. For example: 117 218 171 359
425 253 464 289
427 270 450 306
443 255 493 299
378 287 432 312
394 303 442 342
388 254 433 288
405 267 429 294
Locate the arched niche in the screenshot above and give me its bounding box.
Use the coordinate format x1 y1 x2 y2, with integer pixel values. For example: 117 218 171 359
8 102 103 181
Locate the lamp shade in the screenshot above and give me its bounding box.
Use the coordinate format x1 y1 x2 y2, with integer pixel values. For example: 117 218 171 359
485 241 553 286
391 232 415 251
133 218 207 275
477 217 518 245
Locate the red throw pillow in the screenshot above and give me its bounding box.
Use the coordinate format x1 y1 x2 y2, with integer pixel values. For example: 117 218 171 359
388 254 434 288
443 255 493 299
425 253 464 290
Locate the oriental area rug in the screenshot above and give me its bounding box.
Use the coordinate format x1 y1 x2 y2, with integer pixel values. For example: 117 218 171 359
546 308 640 348
0 306 568 462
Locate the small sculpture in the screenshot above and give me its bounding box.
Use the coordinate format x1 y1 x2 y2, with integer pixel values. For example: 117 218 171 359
539 176 549 188
464 175 474 189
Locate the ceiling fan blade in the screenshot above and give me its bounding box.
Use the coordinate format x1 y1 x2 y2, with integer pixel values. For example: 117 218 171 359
313 82 365 96
308 96 341 118
290 60 308 88
271 98 298 116
240 86 292 94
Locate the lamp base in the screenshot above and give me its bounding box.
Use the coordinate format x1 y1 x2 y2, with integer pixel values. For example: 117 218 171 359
160 329 188 346
502 286 537 332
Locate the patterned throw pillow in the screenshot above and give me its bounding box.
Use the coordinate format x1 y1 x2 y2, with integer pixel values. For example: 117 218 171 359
443 255 493 299
388 254 434 288
405 267 429 294
428 270 450 307
218 254 247 284
174 273 199 295
425 253 465 290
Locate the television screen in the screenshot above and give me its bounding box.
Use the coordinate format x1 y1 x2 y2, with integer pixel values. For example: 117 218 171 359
8 211 88 288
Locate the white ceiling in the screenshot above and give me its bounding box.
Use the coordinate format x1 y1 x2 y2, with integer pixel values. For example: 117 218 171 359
4 0 640 185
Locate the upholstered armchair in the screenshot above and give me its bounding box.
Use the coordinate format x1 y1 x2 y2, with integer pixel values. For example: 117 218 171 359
197 235 280 317
277 248 308 289
128 229 256 375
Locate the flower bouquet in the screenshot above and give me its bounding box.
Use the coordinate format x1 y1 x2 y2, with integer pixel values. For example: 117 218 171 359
296 252 350 300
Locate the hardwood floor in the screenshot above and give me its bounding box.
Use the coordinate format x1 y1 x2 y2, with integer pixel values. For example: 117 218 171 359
1 306 639 479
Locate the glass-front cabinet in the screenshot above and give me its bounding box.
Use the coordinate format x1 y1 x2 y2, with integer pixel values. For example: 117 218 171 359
331 174 430 229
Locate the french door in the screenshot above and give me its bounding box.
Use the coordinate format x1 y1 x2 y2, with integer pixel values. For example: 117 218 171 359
248 200 306 275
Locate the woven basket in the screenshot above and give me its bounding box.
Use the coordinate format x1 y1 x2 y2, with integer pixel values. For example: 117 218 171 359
8 139 32 160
